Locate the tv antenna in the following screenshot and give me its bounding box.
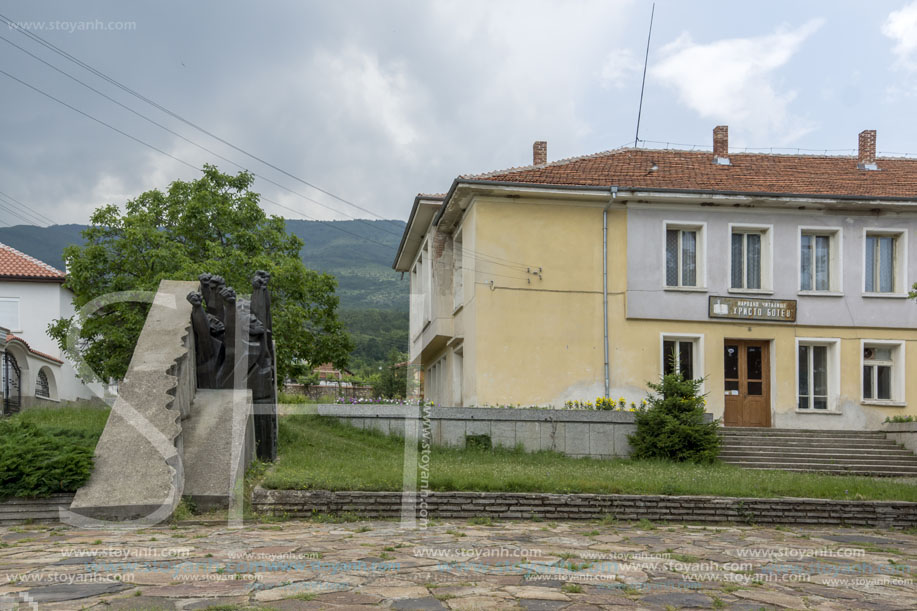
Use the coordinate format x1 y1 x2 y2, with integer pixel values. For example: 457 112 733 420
634 2 655 148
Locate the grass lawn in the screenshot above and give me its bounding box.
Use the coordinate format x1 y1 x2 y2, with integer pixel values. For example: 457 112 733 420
261 415 917 502
0 404 110 497
11 403 110 447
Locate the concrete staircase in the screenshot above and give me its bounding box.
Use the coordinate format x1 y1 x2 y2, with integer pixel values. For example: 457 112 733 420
718 428 917 477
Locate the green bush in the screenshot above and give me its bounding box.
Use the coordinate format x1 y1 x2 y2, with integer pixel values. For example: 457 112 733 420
627 372 721 463
0 419 95 498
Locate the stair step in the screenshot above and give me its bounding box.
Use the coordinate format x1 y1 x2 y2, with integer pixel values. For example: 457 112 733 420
723 461 917 474
720 447 914 457
723 437 898 448
729 466 917 477
721 427 887 437
721 455 917 466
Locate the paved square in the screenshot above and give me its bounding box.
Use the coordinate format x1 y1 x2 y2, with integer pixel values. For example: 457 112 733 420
1 519 914 609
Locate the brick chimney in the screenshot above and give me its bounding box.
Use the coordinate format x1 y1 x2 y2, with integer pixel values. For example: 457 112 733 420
533 140 547 165
858 130 877 170
713 126 730 165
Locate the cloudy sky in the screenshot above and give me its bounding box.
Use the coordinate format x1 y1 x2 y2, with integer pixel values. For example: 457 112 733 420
1 0 917 225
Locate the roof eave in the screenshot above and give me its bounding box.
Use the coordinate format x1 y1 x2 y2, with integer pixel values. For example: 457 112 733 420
392 195 444 271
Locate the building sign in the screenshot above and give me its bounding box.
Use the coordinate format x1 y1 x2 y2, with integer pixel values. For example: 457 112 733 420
708 296 797 323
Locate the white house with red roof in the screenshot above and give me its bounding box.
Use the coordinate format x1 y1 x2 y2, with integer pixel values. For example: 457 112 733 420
0 242 94 414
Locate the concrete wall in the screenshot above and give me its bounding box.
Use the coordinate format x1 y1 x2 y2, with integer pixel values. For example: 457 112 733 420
316 404 636 458
884 422 917 453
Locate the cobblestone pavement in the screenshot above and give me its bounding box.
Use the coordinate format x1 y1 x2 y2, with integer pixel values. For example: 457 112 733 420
1 518 915 610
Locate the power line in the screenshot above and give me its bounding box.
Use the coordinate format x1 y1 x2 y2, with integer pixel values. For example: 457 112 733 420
0 190 56 226
0 68 199 172
0 32 405 239
0 13 401 227
0 67 401 251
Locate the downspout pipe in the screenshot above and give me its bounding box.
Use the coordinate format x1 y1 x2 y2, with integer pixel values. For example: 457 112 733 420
603 186 618 399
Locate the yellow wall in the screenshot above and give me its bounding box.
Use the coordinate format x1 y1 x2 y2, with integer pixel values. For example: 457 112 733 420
452 196 917 427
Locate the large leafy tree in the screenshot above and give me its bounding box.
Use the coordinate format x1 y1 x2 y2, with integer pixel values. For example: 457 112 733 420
49 165 352 384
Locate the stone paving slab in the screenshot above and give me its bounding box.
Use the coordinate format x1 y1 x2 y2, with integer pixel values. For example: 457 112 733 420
0 518 913 609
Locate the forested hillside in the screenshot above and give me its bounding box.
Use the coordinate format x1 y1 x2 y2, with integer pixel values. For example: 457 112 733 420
0 219 409 370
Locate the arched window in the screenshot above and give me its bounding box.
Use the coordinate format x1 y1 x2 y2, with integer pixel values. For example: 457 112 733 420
36 369 50 398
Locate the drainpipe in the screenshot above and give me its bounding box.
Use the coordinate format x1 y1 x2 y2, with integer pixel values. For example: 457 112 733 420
603 186 618 399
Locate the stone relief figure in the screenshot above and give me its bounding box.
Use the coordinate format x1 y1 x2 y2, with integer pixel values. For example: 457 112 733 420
186 271 277 461
187 291 220 388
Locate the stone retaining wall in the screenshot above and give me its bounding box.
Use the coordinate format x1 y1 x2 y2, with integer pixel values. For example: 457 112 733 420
0 494 75 525
315 405 643 458
252 488 917 529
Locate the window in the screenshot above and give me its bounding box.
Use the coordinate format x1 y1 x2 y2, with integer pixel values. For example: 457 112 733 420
453 231 463 310
661 335 703 381
796 339 840 411
426 356 447 406
864 231 905 294
423 244 432 323
665 226 701 287
0 298 20 331
862 341 905 404
730 226 771 291
35 370 50 399
800 229 841 292
798 345 828 409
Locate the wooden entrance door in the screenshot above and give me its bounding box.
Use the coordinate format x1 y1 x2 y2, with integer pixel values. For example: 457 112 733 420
723 340 770 427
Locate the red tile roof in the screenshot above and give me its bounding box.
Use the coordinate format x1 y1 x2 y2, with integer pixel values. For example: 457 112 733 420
6 334 63 364
0 242 66 282
462 148 917 199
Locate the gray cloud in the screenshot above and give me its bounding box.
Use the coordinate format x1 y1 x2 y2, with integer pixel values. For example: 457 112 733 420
0 1 913 225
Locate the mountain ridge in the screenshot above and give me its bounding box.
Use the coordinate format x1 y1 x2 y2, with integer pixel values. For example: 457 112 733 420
0 219 408 311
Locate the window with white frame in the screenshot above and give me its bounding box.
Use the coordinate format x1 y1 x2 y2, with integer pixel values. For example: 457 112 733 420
862 341 904 403
800 229 840 292
864 230 905 294
422 244 432 323
662 335 702 380
426 356 447 406
730 226 771 291
0 298 19 331
797 339 839 410
453 230 463 310
665 223 703 288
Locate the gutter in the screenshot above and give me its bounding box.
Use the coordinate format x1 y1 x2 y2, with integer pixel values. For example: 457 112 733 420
603 187 617 399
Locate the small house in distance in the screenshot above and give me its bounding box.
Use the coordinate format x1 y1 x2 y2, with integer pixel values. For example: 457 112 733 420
394 128 917 430
0 242 94 414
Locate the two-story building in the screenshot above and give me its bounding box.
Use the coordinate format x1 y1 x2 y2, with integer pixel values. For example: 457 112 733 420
394 127 917 429
0 242 95 414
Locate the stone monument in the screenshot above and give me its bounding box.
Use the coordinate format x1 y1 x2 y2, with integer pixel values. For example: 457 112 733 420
187 272 278 461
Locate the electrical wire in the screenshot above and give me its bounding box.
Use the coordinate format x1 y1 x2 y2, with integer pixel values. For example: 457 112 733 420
0 190 56 226
0 67 402 251
0 32 406 239
0 14 402 227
